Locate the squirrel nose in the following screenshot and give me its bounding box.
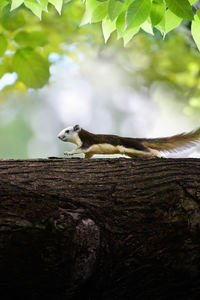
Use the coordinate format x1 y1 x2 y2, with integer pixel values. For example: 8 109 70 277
57 134 64 140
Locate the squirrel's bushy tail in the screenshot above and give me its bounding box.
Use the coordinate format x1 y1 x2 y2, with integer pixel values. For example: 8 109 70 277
142 128 200 152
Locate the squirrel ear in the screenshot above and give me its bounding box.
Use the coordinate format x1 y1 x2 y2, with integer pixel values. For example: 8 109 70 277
74 124 81 132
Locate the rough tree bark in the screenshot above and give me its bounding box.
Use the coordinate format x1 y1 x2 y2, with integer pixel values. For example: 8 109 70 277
0 158 200 300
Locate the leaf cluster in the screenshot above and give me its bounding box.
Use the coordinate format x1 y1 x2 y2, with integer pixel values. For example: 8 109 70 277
4 0 63 19
5 1 200 48
81 0 200 47
1 0 200 92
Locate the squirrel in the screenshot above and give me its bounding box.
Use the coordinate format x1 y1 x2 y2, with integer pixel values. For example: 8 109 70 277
57 124 200 158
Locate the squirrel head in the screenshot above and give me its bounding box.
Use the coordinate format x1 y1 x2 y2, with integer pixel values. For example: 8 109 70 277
57 124 81 143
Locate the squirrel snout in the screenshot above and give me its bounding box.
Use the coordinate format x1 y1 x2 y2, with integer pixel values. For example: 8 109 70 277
57 134 65 140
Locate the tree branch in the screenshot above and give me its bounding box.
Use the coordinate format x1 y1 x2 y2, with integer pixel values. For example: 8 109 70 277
0 158 200 299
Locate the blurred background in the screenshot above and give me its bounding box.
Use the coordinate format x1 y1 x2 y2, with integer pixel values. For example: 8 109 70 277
0 1 200 159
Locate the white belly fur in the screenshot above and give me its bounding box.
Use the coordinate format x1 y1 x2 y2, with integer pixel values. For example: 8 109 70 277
86 143 154 157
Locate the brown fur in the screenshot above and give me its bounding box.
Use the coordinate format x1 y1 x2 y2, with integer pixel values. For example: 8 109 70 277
78 128 200 157
79 129 150 152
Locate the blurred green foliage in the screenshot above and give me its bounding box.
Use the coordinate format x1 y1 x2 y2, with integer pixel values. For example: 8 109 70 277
0 112 33 158
97 29 200 119
124 33 200 96
0 0 103 91
0 1 200 114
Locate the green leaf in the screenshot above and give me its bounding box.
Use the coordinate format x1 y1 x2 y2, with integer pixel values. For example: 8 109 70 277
1 6 26 31
165 0 194 20
150 0 165 26
123 26 140 46
164 9 182 34
191 14 200 51
141 21 153 35
92 2 108 23
40 0 49 10
116 11 126 37
87 0 102 12
49 0 63 14
0 0 9 10
188 0 196 4
11 0 24 10
126 0 151 29
81 0 102 25
156 9 182 35
81 0 111 25
24 0 42 19
0 34 8 57
13 48 50 89
80 0 101 25
197 9 200 20
80 9 92 26
155 15 165 34
108 0 124 21
14 31 48 47
102 17 116 42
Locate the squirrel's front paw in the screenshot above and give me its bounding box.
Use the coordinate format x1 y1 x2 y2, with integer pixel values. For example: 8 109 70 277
64 151 73 156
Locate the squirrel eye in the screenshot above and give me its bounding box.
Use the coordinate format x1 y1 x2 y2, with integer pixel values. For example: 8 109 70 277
65 130 69 133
